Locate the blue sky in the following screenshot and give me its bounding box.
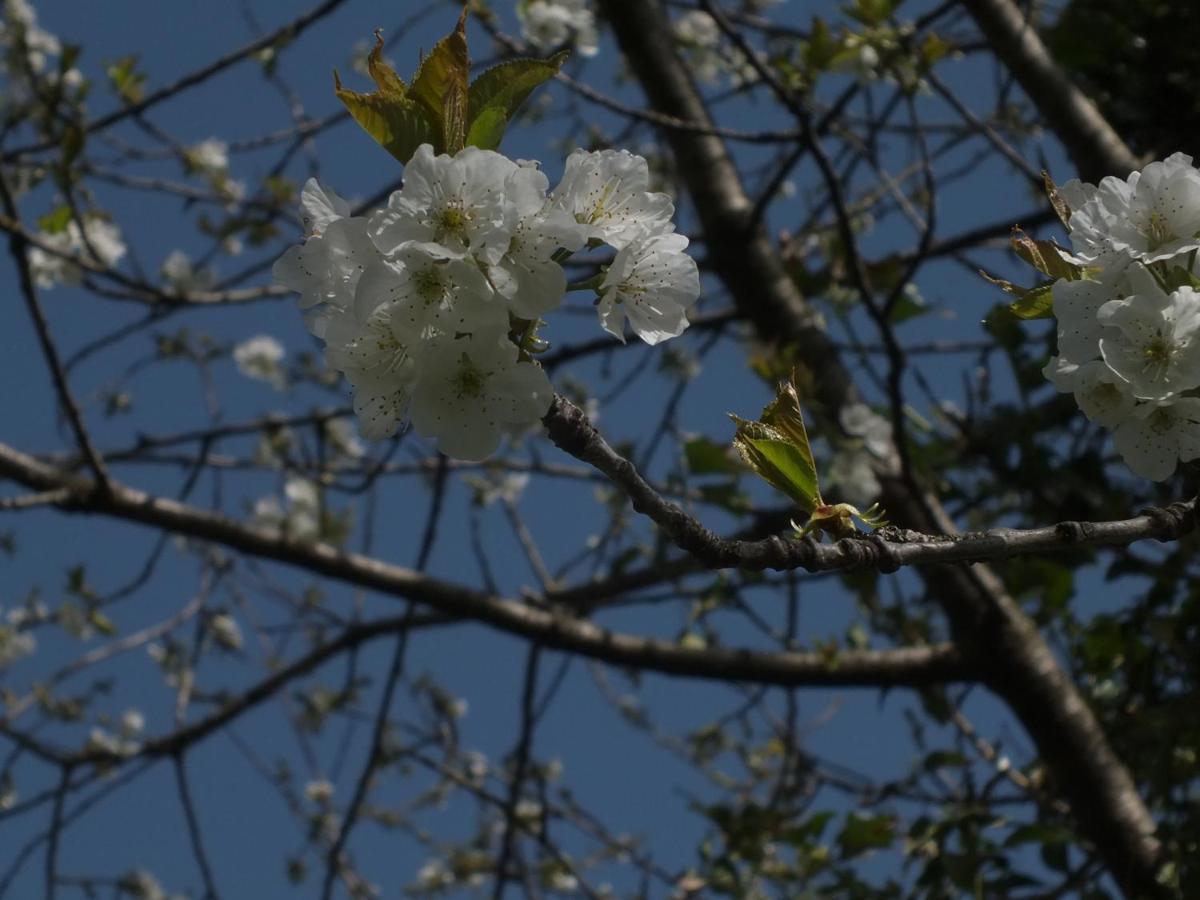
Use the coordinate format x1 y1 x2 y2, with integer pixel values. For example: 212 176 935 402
0 0 1113 896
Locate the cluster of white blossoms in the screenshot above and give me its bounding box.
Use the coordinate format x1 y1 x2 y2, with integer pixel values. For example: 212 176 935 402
0 0 82 106
1045 152 1200 481
518 0 598 57
273 143 699 461
29 216 127 290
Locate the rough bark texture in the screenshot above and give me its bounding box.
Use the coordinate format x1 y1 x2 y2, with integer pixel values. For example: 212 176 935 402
594 1 1166 895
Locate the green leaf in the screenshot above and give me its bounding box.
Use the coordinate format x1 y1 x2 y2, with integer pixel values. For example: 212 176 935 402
409 8 470 153
837 812 896 858
684 435 738 475
1009 281 1055 319
741 434 822 512
1011 227 1080 281
730 373 824 514
334 70 440 164
465 107 509 153
37 205 73 235
465 51 568 150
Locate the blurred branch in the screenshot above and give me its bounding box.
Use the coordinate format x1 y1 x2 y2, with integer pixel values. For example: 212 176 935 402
959 0 1139 180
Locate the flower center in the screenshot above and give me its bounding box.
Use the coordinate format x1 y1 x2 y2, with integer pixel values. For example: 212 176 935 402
434 203 469 242
1147 407 1177 435
1142 334 1173 381
413 267 445 305
451 354 487 399
1147 210 1174 249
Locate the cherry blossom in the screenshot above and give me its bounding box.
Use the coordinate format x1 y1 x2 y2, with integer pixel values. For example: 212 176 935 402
597 232 699 345
551 149 675 248
409 332 554 461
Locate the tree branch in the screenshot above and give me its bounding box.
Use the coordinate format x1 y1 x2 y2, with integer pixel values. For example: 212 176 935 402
958 0 1139 181
0 440 973 765
592 2 1166 895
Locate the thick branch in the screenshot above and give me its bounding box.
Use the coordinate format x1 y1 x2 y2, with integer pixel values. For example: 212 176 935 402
593 2 1165 894
543 396 1195 571
0 440 972 745
958 0 1139 181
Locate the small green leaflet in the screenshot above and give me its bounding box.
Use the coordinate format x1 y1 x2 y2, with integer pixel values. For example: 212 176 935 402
336 13 567 162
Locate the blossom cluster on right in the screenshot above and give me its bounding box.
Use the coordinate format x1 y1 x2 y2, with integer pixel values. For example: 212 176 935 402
1044 152 1200 480
274 144 700 461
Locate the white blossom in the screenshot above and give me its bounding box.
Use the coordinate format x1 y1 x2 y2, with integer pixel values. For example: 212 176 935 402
0 622 34 669
519 0 599 57
1052 277 1110 362
272 215 376 334
1063 153 1200 266
371 245 506 344
29 217 126 289
1098 282 1200 400
209 613 243 651
187 138 229 174
273 143 698 460
370 144 517 264
409 332 554 461
490 165 587 318
551 149 675 249
300 177 351 237
121 709 145 735
160 250 216 293
597 232 699 345
1044 357 1136 428
827 448 881 508
233 335 286 390
839 403 892 458
1113 398 1200 481
304 779 335 804
0 0 78 104
251 477 323 542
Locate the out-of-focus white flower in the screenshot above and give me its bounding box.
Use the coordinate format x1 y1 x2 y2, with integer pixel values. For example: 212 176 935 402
304 779 335 804
209 613 243 651
233 335 287 390
160 250 216 293
839 403 892 458
187 138 229 174
86 726 140 758
121 709 145 735
29 217 126 289
415 858 454 889
467 470 531 507
116 869 187 900
0 621 35 669
251 476 324 542
519 0 598 57
827 447 881 508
